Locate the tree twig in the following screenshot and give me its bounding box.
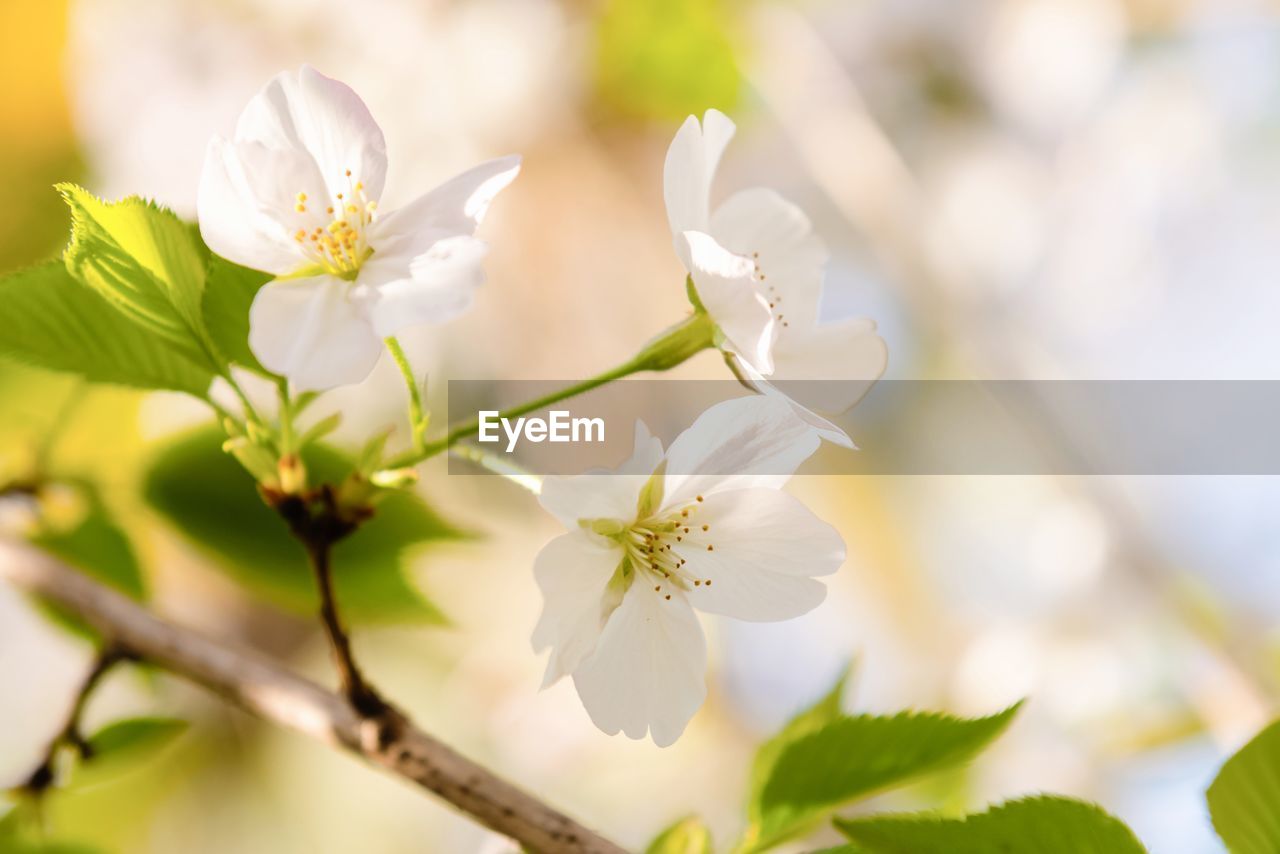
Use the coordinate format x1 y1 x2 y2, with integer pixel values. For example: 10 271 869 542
0 539 627 854
265 484 387 717
21 644 128 794
303 537 386 717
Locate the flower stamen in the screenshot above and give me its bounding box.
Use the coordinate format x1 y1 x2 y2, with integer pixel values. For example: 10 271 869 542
293 168 378 280
623 500 715 599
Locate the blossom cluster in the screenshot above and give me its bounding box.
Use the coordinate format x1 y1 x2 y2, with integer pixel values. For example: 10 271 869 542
201 66 886 745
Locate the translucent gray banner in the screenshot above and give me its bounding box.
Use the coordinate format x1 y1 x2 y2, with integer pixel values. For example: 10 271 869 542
443 381 1280 475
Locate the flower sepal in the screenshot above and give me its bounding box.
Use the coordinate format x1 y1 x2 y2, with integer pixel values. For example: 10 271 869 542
630 310 716 373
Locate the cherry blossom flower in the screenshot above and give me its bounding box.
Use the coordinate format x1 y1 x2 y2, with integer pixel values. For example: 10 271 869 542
664 110 887 447
199 65 520 390
531 395 845 746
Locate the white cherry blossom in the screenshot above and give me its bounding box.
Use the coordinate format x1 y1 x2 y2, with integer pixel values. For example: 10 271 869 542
531 395 845 746
664 110 887 447
198 65 520 390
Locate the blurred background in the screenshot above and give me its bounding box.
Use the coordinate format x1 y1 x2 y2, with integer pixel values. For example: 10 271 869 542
2 0 1279 851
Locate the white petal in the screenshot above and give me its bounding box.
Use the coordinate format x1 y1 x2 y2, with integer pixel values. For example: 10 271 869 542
710 187 828 329
756 377 856 448
236 65 388 203
770 317 888 413
531 531 625 688
664 110 737 248
368 156 522 257
248 275 382 391
197 138 323 275
678 487 844 621
682 231 775 374
362 236 489 337
662 395 821 506
573 583 707 747
538 421 664 528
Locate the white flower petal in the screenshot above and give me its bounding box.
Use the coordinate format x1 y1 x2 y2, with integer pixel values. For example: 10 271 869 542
664 110 737 249
538 421 664 528
362 236 490 337
531 531 625 688
682 230 774 374
369 156 522 257
753 375 857 449
662 395 821 505
236 65 388 203
248 275 382 391
573 583 707 747
770 317 888 413
679 487 844 621
709 187 829 330
197 138 323 275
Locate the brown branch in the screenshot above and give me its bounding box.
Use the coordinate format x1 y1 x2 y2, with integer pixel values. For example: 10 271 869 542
265 483 388 717
0 539 627 854
21 643 129 793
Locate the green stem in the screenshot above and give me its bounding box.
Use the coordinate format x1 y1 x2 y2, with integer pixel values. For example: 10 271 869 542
385 336 427 454
224 372 266 429
277 384 296 455
386 311 717 469
448 444 543 494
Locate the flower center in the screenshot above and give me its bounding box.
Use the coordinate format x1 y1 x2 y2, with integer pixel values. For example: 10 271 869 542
292 169 378 281
623 496 714 601
752 251 789 330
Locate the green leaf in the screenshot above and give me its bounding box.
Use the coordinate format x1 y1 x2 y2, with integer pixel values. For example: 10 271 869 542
594 0 742 122
835 796 1147 854
1 800 102 853
69 717 188 791
1 840 103 854
84 717 187 763
59 185 217 370
1207 717 1280 854
31 483 145 601
748 667 851 817
0 261 214 395
202 254 272 375
646 816 713 854
0 802 24 837
743 702 1022 852
144 426 460 624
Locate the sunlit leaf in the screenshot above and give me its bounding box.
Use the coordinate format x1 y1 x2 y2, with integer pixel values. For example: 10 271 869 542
594 0 741 122
0 261 214 395
835 796 1147 854
748 666 850 816
743 702 1022 851
645 816 713 854
144 426 459 624
1207 717 1280 854
58 185 218 369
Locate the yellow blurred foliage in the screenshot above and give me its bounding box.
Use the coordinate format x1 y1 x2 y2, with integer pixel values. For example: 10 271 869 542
0 0 81 267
